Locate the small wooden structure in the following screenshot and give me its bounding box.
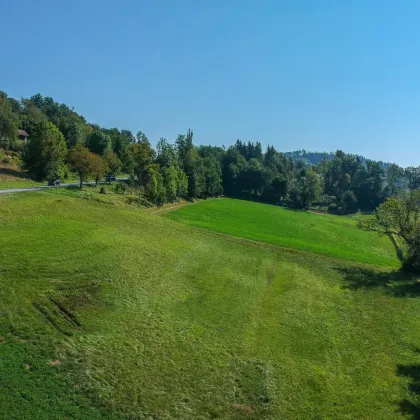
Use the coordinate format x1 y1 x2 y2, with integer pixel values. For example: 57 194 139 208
18 129 29 141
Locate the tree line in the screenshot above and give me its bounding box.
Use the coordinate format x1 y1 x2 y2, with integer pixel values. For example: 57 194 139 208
283 149 391 169
0 90 418 211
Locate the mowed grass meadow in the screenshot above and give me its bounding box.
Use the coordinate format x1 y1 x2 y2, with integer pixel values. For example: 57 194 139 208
1 191 420 418
166 198 399 268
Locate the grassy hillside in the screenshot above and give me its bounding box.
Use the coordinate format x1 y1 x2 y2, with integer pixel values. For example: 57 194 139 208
1 191 420 418
0 154 44 190
165 198 399 267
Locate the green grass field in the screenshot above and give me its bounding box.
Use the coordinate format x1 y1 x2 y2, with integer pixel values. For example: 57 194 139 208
165 198 399 268
1 191 420 418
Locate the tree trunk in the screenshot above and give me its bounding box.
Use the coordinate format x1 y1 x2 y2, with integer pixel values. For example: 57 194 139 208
80 178 83 189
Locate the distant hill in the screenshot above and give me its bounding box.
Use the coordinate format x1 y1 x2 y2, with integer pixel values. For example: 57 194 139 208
283 150 391 169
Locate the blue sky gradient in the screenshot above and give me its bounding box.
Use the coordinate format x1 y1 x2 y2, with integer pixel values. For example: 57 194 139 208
1 0 420 166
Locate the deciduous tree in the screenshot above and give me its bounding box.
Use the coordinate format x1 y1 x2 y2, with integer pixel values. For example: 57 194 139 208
103 149 122 175
86 130 111 155
357 191 420 271
90 154 108 185
0 92 18 149
24 121 67 181
67 145 95 188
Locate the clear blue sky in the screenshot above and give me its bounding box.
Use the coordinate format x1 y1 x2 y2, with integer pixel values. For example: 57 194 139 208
1 0 420 166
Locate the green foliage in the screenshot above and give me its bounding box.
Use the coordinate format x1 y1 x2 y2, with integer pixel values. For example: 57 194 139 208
86 130 111 155
266 175 288 202
341 190 358 213
28 94 88 149
162 165 178 202
176 169 188 197
405 166 420 190
114 181 127 194
132 135 156 186
156 137 177 168
61 116 87 148
203 156 223 196
238 158 266 195
141 164 166 205
0 91 18 149
0 149 21 167
357 191 420 271
323 151 386 211
385 163 405 196
90 153 108 185
328 202 339 214
103 149 122 175
102 128 134 158
24 121 67 181
287 168 322 209
67 145 96 188
1 89 420 213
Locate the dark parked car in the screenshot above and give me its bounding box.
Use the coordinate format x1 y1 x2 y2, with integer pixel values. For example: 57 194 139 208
48 179 61 186
106 175 117 183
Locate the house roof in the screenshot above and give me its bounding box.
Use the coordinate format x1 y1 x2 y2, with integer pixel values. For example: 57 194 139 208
18 129 29 137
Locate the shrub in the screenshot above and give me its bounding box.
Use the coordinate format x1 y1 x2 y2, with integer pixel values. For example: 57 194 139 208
341 190 358 214
114 182 127 195
328 203 338 214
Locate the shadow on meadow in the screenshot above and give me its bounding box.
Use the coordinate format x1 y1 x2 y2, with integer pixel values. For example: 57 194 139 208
397 364 420 419
335 266 420 297
0 166 31 179
337 266 420 418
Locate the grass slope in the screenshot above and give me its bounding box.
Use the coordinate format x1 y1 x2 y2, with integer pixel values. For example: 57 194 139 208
165 198 399 267
1 191 419 418
0 162 44 190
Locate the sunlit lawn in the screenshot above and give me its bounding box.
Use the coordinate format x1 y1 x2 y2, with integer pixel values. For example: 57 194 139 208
165 198 399 267
0 191 419 418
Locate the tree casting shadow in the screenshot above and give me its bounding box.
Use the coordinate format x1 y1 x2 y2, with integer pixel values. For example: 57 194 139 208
335 266 420 297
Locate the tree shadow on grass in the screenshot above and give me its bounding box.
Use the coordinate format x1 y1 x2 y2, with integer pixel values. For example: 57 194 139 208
397 364 420 419
0 166 33 180
337 266 420 417
335 266 420 297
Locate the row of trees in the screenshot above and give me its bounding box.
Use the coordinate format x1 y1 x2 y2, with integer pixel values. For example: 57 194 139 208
21 120 122 188
0 91 418 210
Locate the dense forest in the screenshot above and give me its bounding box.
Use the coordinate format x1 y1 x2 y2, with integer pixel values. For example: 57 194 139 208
284 150 391 169
0 90 417 212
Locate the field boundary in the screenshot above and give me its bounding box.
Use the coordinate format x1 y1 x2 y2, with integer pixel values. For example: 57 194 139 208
163 215 398 272
146 197 221 215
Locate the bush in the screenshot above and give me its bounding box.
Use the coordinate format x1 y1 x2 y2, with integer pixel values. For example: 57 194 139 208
10 139 25 154
316 195 336 206
328 203 339 214
310 205 329 213
0 149 22 167
61 165 70 180
114 182 127 195
341 190 358 214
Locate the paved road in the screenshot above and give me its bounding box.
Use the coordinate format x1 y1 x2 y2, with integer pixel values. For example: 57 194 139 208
0 178 129 194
